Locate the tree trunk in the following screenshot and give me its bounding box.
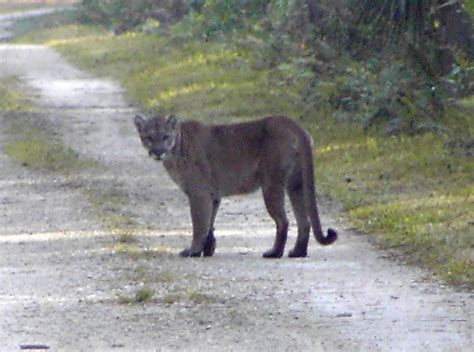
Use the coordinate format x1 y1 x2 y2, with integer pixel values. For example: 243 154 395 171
436 0 474 59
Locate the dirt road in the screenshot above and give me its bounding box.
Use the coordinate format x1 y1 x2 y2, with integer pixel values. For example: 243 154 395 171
0 10 472 352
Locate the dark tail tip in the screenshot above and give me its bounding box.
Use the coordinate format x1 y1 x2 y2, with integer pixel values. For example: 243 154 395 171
321 228 337 245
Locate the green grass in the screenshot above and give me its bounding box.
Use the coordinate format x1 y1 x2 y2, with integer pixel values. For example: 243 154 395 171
465 0 474 18
15 24 474 289
5 126 86 173
312 120 473 287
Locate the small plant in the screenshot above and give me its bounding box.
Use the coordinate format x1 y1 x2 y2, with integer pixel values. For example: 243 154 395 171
117 231 135 243
113 243 141 257
118 287 155 304
135 287 155 302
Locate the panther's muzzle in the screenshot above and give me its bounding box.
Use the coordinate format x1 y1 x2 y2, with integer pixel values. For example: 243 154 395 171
149 150 162 161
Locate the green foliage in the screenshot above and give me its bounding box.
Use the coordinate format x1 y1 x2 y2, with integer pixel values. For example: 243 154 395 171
78 0 148 31
447 62 474 96
71 1 472 136
301 57 455 136
352 1 474 59
77 0 187 32
355 0 433 42
465 0 474 17
183 0 270 37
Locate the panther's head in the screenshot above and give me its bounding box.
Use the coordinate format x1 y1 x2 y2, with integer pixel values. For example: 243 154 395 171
133 114 179 161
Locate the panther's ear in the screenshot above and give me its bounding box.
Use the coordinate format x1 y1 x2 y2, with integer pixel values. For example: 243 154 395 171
134 115 146 133
167 115 178 129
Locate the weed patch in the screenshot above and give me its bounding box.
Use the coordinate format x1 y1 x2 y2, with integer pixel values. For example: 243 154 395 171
118 286 155 304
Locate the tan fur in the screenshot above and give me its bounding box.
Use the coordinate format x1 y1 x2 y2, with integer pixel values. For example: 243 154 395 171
134 115 337 258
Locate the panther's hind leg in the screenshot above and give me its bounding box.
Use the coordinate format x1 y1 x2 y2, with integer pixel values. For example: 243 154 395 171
262 184 288 258
287 178 310 258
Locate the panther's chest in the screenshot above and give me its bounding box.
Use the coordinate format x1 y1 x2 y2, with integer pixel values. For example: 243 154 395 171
163 160 186 189
163 158 212 194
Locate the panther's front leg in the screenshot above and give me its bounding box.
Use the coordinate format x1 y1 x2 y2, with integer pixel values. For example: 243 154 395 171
180 195 213 257
203 199 220 257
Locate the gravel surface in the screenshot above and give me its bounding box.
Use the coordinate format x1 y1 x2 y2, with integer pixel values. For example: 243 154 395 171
0 10 472 352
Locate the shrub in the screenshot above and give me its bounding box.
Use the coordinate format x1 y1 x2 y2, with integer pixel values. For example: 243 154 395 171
77 0 188 33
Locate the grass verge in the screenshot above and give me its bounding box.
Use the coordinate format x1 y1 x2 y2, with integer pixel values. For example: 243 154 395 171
14 22 474 289
5 123 86 173
1 77 90 173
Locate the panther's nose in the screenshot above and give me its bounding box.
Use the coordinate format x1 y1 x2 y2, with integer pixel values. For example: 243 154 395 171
149 149 164 161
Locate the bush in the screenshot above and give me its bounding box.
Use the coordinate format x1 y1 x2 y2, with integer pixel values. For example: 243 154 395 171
77 0 188 33
300 56 450 135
